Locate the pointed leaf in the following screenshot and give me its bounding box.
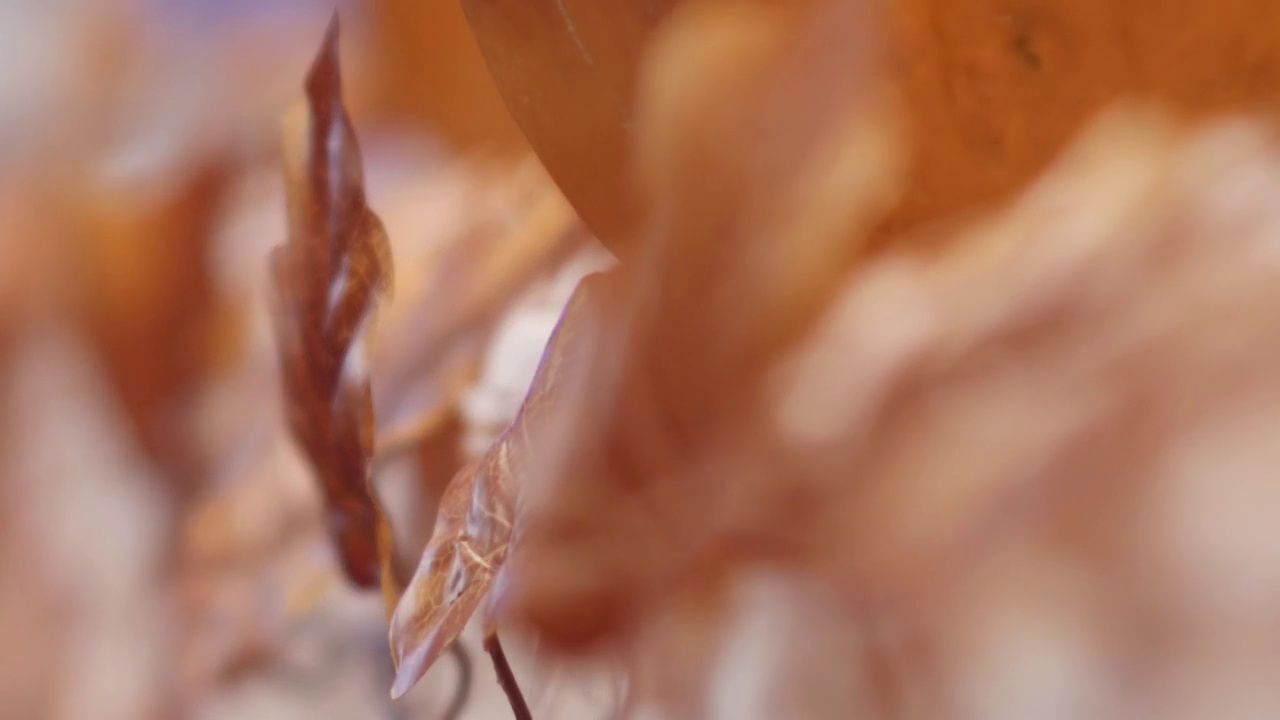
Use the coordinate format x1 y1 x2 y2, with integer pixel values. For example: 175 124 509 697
388 271 608 697
269 16 396 594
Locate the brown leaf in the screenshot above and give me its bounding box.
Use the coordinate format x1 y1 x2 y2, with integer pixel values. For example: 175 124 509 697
492 0 900 652
881 0 1280 245
373 160 585 433
362 0 525 151
387 271 609 698
465 0 1280 258
503 101 1280 717
462 0 682 253
74 153 234 493
269 16 396 595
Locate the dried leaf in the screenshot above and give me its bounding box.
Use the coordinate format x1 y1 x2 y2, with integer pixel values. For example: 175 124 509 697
503 100 1280 718
462 0 682 253
492 0 900 651
74 153 234 492
466 0 1280 256
373 160 585 431
0 329 174 720
269 16 396 596
0 175 65 370
881 0 1280 244
364 0 524 150
367 162 587 535
388 271 608 698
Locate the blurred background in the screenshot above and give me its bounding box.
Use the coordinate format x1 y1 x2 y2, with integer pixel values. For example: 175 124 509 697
3 1 1280 719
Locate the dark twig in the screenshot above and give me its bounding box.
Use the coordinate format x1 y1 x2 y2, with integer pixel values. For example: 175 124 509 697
484 633 533 720
441 642 474 720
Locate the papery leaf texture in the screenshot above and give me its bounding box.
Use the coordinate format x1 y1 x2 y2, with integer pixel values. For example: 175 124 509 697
388 272 607 698
269 16 396 593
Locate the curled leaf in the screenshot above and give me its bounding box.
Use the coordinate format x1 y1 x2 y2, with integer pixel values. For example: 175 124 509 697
269 16 395 593
388 272 608 698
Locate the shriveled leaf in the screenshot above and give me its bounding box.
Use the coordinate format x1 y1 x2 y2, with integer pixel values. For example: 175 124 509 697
269 16 396 596
462 0 682 253
388 272 608 698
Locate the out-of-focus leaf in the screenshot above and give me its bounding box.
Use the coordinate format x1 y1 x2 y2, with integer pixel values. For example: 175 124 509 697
0 329 174 720
409 407 467 545
373 160 585 435
882 0 1280 244
269 16 395 597
500 97 1280 718
74 153 234 493
492 0 901 652
0 175 64 363
388 272 608 698
364 0 524 151
462 0 1280 257
462 0 682 253
366 161 588 567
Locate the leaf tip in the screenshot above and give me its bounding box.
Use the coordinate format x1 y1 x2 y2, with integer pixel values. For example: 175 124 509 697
388 668 415 701
306 10 344 103
324 8 340 40
388 638 431 700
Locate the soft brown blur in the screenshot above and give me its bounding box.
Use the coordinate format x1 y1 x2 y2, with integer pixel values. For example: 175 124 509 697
0 2 565 718
4 1 1280 720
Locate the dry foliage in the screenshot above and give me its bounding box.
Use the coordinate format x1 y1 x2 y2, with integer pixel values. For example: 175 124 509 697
269 18 396 595
363 0 525 151
389 273 604 697
463 0 686 253
884 0 1280 240
373 159 586 439
489 0 900 652
383 0 1280 717
7 1 1280 719
78 155 239 488
268 14 601 715
463 0 1280 253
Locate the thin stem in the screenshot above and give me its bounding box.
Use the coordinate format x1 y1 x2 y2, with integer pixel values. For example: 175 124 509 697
484 633 533 720
442 642 474 720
